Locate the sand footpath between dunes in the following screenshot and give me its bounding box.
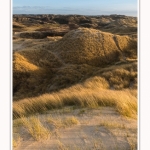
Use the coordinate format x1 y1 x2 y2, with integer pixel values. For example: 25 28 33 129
13 107 137 150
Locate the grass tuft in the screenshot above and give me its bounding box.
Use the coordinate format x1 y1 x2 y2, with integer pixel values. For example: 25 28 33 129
13 135 21 148
63 116 79 127
47 116 79 129
21 116 50 141
100 121 126 129
13 88 137 119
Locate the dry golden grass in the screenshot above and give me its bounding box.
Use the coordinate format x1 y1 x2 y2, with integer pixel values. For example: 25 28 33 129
13 48 64 100
13 135 21 148
13 76 137 119
23 23 63 32
13 28 137 121
13 28 137 100
47 116 79 128
13 19 137 150
13 28 137 67
63 116 79 126
13 49 63 69
13 56 137 101
13 139 17 148
13 118 23 127
13 139 18 148
47 36 62 41
83 76 110 89
99 121 126 129
101 67 137 90
21 116 50 141
12 106 137 149
48 28 136 66
57 141 69 150
13 20 62 32
13 52 40 72
127 138 137 150
13 21 26 32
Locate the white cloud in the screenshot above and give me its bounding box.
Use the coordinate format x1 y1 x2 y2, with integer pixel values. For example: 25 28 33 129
13 6 137 16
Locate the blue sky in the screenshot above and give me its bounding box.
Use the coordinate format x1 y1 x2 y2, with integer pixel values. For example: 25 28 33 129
13 0 137 16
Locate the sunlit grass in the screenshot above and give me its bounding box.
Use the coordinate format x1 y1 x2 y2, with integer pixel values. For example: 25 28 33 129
13 135 21 148
99 121 126 129
47 116 79 128
13 84 137 119
21 116 50 141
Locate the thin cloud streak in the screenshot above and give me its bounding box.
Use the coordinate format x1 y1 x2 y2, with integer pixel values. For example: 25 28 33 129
13 6 137 16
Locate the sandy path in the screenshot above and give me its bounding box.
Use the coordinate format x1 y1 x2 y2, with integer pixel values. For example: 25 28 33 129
13 107 137 150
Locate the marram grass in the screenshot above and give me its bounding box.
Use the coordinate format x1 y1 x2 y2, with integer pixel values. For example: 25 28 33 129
13 84 137 119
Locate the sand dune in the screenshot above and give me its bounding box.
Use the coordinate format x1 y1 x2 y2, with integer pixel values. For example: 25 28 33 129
13 28 137 100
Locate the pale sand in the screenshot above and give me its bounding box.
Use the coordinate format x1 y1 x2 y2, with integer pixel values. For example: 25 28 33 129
13 107 137 150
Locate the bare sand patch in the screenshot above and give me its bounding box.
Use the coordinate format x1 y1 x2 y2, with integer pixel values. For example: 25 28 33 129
13 107 137 150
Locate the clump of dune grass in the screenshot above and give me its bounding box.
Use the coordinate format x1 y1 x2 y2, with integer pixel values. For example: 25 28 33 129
47 116 79 129
102 67 137 90
13 135 21 148
13 118 23 127
57 141 69 150
47 117 64 128
21 116 50 141
62 117 79 127
13 76 137 119
83 76 110 89
13 139 18 148
99 121 126 129
13 83 137 119
127 138 137 150
47 36 62 41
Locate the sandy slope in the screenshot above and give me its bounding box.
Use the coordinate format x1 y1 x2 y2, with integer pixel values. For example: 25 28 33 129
13 107 137 150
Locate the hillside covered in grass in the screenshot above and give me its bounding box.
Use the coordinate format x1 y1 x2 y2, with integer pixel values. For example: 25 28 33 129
13 27 137 119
